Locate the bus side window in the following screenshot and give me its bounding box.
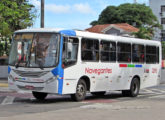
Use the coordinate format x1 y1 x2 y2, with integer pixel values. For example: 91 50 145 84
146 45 157 64
132 44 144 63
100 40 116 62
157 47 159 63
62 37 79 68
81 38 99 61
117 42 131 62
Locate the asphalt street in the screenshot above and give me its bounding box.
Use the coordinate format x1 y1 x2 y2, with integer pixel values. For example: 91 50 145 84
0 84 165 117
0 69 165 119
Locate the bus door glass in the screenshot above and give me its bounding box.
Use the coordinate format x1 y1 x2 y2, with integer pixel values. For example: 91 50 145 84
62 37 79 68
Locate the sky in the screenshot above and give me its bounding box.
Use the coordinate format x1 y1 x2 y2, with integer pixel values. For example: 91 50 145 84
30 0 149 30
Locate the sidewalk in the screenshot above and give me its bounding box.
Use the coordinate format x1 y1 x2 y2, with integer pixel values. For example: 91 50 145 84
0 78 9 92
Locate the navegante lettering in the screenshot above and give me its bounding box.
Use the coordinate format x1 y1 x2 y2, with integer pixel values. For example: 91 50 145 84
85 68 112 75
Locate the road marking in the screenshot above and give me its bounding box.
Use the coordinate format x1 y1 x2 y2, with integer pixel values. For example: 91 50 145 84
148 94 165 98
1 96 15 105
140 89 156 94
83 99 118 103
150 88 165 93
80 104 150 110
142 88 165 93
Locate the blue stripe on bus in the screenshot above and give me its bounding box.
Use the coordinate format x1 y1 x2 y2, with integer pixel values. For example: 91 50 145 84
51 35 64 94
51 67 64 94
8 66 11 74
135 65 142 68
59 30 76 36
51 67 58 76
52 31 76 94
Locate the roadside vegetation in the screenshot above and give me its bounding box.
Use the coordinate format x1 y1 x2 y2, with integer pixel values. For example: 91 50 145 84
0 0 36 56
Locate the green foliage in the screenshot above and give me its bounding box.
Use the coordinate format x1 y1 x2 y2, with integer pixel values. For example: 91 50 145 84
90 3 161 40
162 41 165 59
0 0 36 56
0 39 10 56
133 27 152 40
90 20 98 26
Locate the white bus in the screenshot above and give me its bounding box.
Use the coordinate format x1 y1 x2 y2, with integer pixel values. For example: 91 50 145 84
8 28 161 101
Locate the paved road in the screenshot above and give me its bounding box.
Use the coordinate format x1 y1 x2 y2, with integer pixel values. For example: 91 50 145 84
0 70 165 119
0 84 165 118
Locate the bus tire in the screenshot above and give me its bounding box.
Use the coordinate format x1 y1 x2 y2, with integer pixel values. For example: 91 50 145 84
32 91 48 100
122 77 140 97
91 92 106 96
71 79 87 101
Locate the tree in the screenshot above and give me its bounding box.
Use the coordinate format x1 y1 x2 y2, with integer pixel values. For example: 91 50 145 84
132 27 153 39
0 0 37 56
90 3 161 40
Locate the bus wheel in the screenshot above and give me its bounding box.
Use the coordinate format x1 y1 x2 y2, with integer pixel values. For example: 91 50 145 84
122 77 140 97
71 79 87 101
91 92 106 96
32 91 48 100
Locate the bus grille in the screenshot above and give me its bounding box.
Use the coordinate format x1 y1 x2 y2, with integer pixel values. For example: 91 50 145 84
17 85 44 91
13 70 49 78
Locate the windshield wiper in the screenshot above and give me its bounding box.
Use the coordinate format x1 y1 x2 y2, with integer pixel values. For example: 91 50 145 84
36 59 44 70
38 61 44 70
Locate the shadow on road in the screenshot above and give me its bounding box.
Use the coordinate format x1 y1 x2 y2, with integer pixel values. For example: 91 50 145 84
14 92 126 104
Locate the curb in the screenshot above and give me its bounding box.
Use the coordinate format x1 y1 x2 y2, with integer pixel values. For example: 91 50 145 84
0 83 8 87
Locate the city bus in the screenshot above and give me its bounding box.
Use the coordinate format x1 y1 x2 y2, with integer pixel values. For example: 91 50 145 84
8 28 161 101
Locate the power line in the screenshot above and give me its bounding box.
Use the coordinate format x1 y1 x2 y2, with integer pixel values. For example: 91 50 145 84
41 0 44 28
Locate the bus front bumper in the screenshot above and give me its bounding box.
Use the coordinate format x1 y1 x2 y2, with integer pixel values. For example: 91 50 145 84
8 75 59 94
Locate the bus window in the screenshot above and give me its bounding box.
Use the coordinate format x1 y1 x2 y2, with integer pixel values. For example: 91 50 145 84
100 40 116 62
157 47 159 63
62 37 79 67
132 44 144 63
146 45 157 64
117 42 131 62
81 38 99 61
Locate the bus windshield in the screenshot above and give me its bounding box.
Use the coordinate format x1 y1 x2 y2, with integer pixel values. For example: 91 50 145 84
9 33 60 68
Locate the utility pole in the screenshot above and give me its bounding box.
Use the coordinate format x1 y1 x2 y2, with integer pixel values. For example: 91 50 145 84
41 0 44 28
134 0 137 3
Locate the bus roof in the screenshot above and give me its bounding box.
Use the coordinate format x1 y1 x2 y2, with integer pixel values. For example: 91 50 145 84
15 28 62 33
15 28 161 46
75 30 161 46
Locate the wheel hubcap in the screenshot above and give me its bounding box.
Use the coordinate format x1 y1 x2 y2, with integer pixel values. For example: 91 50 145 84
77 84 85 97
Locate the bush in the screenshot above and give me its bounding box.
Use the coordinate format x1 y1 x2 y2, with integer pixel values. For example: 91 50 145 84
0 37 11 56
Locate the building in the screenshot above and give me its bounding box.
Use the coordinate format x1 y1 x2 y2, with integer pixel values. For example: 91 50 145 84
85 23 139 37
149 0 165 41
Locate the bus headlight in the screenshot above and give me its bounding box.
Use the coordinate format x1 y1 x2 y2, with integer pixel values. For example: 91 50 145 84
46 76 57 84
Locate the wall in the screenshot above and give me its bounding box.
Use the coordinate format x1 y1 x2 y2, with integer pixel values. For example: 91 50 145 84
0 66 8 78
105 28 121 35
150 0 165 41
